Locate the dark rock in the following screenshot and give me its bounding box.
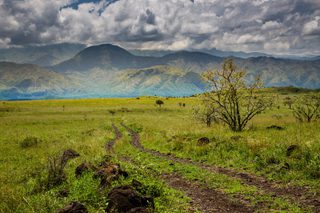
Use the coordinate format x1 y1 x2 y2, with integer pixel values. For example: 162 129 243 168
230 136 243 141
197 137 210 146
75 162 96 178
132 179 143 188
106 186 154 213
94 163 128 188
282 162 290 170
266 125 285 130
98 155 112 167
57 189 69 198
286 145 299 157
57 201 88 213
128 207 152 213
61 149 80 166
266 157 280 164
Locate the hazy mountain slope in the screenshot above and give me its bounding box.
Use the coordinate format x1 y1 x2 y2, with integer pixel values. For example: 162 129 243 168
0 43 86 66
1 44 320 99
235 57 320 88
0 62 74 99
51 44 222 73
112 66 206 96
52 44 160 72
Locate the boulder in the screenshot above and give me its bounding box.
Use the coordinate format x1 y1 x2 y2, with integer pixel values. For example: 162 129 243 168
197 137 210 146
56 201 88 213
230 135 243 141
75 162 96 178
57 189 69 198
106 186 154 213
286 145 299 157
61 149 80 166
266 125 285 130
128 207 152 213
94 163 128 188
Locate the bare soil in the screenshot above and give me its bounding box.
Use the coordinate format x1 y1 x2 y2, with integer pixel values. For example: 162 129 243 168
120 123 255 212
105 124 122 152
120 123 320 212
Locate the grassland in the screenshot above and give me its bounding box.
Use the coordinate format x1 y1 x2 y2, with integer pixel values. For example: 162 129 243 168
0 88 320 212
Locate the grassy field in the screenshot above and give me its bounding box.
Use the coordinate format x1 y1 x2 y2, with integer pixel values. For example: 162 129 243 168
1 89 320 212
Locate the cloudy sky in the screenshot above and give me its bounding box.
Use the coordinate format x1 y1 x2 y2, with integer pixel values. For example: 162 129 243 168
0 0 320 55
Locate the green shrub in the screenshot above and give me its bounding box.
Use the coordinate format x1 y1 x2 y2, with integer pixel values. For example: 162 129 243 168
307 155 320 179
20 136 40 148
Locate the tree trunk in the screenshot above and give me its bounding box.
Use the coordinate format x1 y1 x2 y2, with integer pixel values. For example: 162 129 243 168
206 118 211 127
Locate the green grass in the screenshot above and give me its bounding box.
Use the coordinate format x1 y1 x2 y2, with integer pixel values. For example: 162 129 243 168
113 131 306 212
0 92 319 212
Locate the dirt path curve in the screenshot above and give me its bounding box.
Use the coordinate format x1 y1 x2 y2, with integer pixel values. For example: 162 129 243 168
162 173 252 213
120 123 320 212
105 123 122 152
119 123 254 213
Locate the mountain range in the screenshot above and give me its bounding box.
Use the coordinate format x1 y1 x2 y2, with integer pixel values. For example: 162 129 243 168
0 43 319 99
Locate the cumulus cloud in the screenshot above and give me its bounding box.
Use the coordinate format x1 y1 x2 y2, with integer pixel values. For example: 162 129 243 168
303 16 320 35
0 0 320 55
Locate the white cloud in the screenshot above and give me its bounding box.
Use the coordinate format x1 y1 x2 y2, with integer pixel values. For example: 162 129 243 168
0 0 320 55
264 41 290 52
0 37 11 48
303 16 320 35
261 21 281 30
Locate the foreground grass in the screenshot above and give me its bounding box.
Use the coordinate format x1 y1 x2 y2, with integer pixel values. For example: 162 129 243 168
0 90 319 212
114 130 305 212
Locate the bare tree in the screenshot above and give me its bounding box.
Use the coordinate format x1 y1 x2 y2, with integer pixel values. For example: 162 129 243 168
202 58 269 131
292 94 320 122
193 100 217 127
283 96 294 109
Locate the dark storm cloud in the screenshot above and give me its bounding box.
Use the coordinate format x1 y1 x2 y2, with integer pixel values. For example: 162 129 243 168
0 0 319 55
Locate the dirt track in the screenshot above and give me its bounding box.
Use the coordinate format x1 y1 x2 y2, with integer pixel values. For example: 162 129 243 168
120 123 320 212
119 123 254 212
105 123 122 152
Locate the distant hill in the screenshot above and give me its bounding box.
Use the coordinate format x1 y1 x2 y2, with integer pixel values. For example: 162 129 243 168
112 65 207 96
51 44 159 72
0 44 320 99
0 62 74 99
234 57 320 88
51 44 222 73
130 48 320 60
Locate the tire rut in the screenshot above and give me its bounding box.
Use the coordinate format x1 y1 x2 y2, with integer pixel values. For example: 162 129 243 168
119 123 254 213
105 123 122 152
162 173 252 213
120 123 320 212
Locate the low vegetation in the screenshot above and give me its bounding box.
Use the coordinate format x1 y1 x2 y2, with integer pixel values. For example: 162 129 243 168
0 88 320 212
292 94 320 122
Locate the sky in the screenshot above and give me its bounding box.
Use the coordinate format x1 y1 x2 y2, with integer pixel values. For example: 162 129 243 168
0 0 320 56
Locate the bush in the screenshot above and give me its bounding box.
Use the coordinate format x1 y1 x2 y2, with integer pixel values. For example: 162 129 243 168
292 94 320 122
155 100 164 107
308 156 320 179
20 136 40 148
46 155 66 189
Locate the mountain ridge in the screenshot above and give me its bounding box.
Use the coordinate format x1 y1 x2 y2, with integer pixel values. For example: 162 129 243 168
0 44 320 99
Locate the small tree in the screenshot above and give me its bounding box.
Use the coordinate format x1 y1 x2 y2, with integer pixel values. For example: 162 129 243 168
292 94 320 122
193 100 217 127
283 96 294 109
156 100 164 107
202 58 269 131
